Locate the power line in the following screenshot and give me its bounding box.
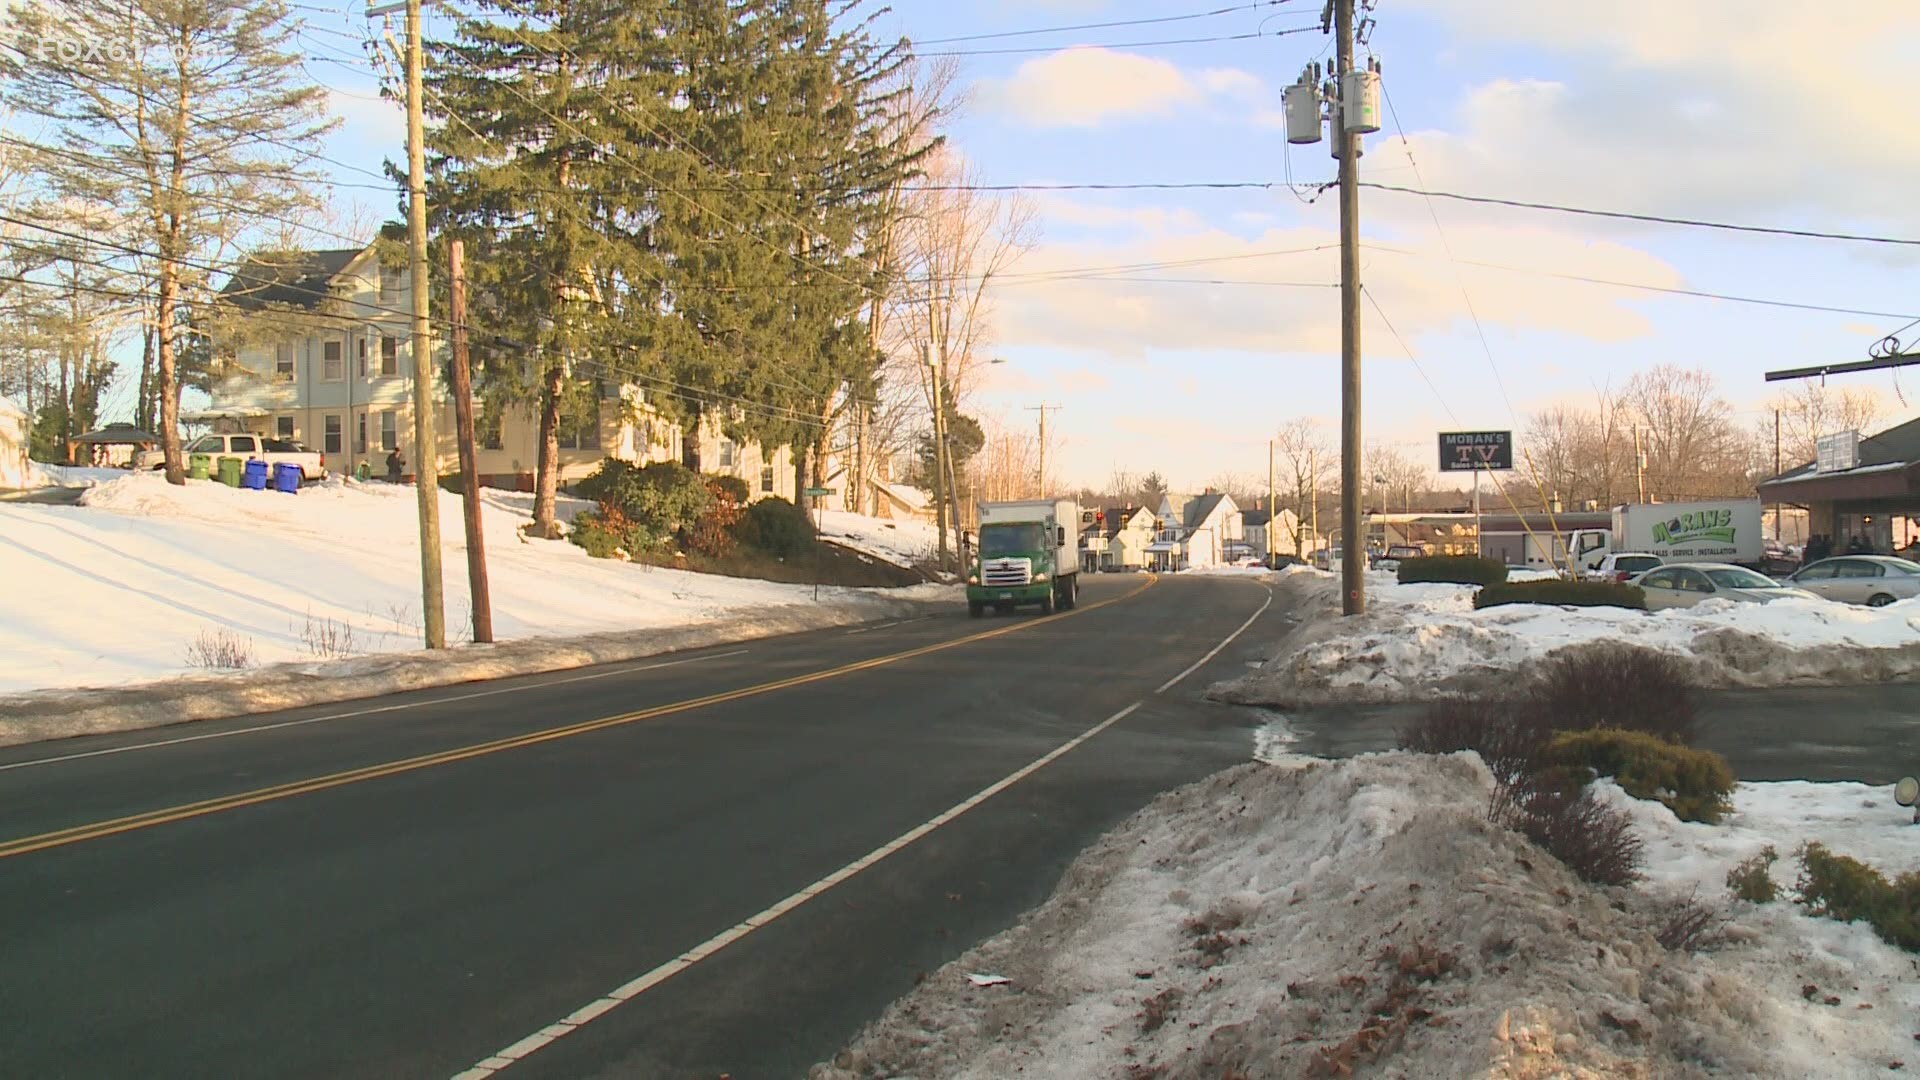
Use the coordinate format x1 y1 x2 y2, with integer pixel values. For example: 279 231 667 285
911 1 1301 45
1359 181 1920 248
913 25 1320 58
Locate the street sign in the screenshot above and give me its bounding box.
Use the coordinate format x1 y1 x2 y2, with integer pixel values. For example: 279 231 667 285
1815 431 1860 473
1438 431 1513 472
804 486 836 497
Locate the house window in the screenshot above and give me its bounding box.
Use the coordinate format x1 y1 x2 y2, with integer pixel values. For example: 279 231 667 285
760 466 774 493
378 268 399 304
379 335 399 376
718 439 736 468
274 343 295 381
356 413 368 454
557 405 600 451
323 414 342 454
357 338 368 377
380 410 398 452
322 340 343 382
276 416 295 439
480 409 503 451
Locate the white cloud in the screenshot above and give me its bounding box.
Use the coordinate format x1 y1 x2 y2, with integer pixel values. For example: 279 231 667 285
976 51 1271 129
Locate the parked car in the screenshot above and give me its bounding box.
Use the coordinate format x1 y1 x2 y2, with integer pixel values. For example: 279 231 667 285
1757 540 1801 577
1631 563 1815 611
136 433 328 481
1373 544 1428 573
1584 551 1664 584
1786 555 1920 607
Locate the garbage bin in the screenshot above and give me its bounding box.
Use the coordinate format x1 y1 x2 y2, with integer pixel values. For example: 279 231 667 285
271 462 302 494
242 458 270 490
217 456 244 488
354 460 372 482
188 453 211 480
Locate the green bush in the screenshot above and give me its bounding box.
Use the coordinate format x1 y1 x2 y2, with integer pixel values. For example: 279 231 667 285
573 459 711 539
1474 579 1646 611
1727 847 1779 904
1397 555 1508 587
569 508 639 559
687 475 747 558
1795 843 1920 951
1546 729 1735 824
734 496 815 559
706 473 751 505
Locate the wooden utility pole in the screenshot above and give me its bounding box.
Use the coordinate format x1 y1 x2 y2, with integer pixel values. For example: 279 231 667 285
1268 438 1277 563
1633 424 1647 503
1334 0 1364 615
1028 403 1059 496
1772 408 1782 542
448 240 493 643
1310 445 1320 557
926 344 951 571
374 0 447 648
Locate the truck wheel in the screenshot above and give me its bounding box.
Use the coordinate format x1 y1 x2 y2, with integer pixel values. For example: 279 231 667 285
968 600 984 618
1060 578 1078 610
1039 590 1056 616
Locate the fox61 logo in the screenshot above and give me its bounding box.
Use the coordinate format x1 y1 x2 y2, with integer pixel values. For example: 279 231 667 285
19 32 192 66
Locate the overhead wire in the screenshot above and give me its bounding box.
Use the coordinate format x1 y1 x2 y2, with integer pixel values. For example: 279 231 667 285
912 26 1320 58
911 1 1302 45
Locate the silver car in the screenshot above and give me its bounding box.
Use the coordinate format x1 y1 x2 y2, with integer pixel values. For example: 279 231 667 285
1631 562 1816 611
1787 555 1920 607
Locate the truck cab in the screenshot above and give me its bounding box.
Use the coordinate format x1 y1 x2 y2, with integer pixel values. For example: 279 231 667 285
967 499 1081 617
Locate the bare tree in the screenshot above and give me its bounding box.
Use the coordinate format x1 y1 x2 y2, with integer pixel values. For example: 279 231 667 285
1274 417 1333 552
1365 444 1427 514
5 0 335 483
1761 382 1883 474
1622 365 1751 500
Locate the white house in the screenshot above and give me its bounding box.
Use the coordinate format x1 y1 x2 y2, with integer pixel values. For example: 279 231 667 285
0 393 29 488
1242 507 1305 560
1150 491 1244 570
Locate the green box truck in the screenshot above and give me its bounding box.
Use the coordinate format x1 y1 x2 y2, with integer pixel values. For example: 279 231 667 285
967 498 1081 617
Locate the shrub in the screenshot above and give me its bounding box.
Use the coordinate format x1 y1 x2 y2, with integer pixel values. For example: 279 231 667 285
687 475 747 558
573 459 711 539
734 496 815 559
1523 643 1700 745
706 473 751 505
1727 847 1779 904
1655 893 1723 951
1474 579 1646 611
1397 697 1551 788
1397 555 1508 587
1546 729 1735 824
1794 843 1920 952
568 504 663 559
1498 776 1644 886
185 627 255 670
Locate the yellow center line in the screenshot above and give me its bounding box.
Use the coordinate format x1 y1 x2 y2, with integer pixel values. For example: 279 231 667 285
0 575 1159 862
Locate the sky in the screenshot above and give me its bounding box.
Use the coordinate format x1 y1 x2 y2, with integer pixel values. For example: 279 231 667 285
284 1 1920 492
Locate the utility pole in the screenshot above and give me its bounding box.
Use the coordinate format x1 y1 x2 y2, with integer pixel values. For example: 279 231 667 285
1268 438 1277 564
1310 445 1320 557
371 0 445 648
1633 424 1647 503
925 344 951 571
1028 403 1058 496
1334 0 1365 615
447 240 493 643
1772 408 1782 542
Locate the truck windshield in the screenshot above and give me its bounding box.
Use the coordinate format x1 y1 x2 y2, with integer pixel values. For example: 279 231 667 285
981 524 1045 558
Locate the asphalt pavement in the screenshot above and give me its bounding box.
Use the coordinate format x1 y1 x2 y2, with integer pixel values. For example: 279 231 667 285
0 573 1280 1079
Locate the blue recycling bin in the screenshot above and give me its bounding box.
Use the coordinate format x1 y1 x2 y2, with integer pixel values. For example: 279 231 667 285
242 458 270 490
271 462 302 494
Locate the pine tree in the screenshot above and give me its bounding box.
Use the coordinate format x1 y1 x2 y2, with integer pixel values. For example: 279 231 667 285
3 0 334 483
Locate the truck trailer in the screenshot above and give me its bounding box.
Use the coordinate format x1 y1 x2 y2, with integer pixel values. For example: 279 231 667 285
967 499 1081 617
1568 499 1765 576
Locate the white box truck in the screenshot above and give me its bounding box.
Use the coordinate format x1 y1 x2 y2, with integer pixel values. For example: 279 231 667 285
967 498 1081 617
1569 499 1765 576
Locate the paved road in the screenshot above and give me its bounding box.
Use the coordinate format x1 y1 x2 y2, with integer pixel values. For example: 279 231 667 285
0 574 1280 1079
1279 682 1920 784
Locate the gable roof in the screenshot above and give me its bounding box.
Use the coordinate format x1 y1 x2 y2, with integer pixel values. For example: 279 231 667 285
218 247 366 312
1184 492 1230 529
1772 415 1920 481
1241 508 1271 526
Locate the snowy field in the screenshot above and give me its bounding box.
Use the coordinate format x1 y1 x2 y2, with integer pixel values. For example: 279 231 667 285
0 473 950 706
813 508 940 569
1218 569 1920 707
815 752 1920 1079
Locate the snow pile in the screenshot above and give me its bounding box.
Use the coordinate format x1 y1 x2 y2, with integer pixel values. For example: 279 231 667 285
0 472 953 706
22 462 133 489
1218 571 1920 708
815 754 1920 1080
813 508 939 569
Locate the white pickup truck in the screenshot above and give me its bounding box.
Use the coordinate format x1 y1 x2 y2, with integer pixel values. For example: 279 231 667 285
136 434 328 481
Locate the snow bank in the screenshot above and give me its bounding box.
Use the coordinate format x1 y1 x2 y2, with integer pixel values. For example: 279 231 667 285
0 473 955 738
23 462 133 489
813 509 939 569
1217 570 1920 708
814 754 1920 1079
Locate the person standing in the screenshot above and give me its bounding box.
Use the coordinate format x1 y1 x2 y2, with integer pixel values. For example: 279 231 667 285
385 448 405 484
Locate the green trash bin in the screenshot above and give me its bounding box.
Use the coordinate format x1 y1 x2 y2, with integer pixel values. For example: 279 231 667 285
188 453 211 480
355 460 372 482
217 456 244 488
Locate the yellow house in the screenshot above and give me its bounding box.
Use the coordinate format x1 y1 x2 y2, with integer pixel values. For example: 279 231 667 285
200 243 798 498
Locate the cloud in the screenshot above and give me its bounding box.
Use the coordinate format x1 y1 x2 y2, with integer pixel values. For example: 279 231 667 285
326 88 405 153
1055 368 1111 393
991 195 1685 359
976 50 1270 129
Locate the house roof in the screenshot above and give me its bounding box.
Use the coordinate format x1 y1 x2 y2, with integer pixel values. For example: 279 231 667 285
1101 505 1148 537
71 423 161 445
881 481 929 509
1241 508 1271 526
0 394 26 421
1184 492 1229 529
1768 415 1920 483
218 247 365 312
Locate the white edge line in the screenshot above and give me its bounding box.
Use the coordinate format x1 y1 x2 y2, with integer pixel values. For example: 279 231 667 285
0 649 752 773
447 699 1147 1078
1154 585 1273 694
